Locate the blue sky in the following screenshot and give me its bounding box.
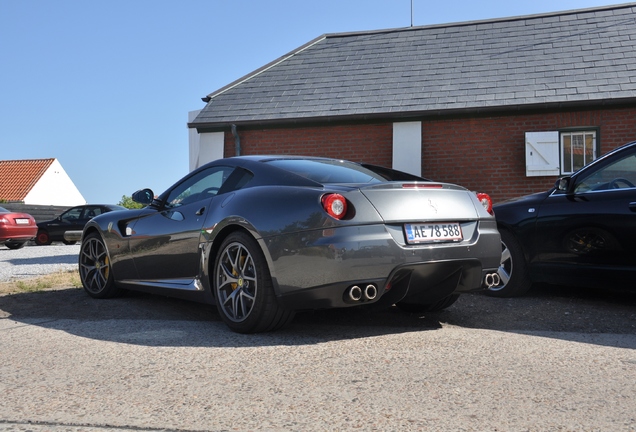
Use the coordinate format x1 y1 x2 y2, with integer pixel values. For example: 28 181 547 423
0 0 622 204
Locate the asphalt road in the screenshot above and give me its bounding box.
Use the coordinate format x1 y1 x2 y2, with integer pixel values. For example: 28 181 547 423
0 246 635 431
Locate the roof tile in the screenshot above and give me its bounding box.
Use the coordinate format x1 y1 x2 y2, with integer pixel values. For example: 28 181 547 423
0 159 55 202
191 4 636 127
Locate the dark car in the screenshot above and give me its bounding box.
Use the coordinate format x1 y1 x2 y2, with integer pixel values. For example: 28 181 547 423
78 155 501 333
490 141 636 297
36 204 127 245
0 206 38 249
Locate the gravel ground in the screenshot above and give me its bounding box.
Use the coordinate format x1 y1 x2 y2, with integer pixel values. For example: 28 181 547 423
1 242 635 431
0 244 80 282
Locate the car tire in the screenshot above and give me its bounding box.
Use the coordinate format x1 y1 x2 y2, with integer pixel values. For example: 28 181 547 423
214 231 294 333
4 241 26 250
35 230 52 246
486 229 532 297
79 232 123 299
396 294 460 313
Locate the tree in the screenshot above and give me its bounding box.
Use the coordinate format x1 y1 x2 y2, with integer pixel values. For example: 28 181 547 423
118 195 144 209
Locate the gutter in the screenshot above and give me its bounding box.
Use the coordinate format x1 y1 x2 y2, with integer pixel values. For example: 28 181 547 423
189 97 636 132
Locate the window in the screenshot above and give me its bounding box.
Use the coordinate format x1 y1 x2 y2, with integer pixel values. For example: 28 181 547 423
574 151 636 193
61 207 83 222
83 207 102 218
525 129 599 177
561 131 597 175
165 166 234 208
266 159 386 184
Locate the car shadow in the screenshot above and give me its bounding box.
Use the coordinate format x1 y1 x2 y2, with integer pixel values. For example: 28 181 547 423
438 283 636 349
0 284 634 349
6 253 79 266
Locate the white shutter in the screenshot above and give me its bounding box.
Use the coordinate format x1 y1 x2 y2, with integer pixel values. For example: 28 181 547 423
393 122 422 176
525 131 560 177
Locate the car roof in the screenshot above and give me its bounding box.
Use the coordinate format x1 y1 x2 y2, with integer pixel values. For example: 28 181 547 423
228 155 347 163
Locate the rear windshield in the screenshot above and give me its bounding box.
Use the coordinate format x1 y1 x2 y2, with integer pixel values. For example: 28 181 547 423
266 159 386 184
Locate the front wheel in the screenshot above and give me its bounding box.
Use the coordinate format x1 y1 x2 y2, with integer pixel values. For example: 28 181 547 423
214 232 294 333
486 229 532 297
79 232 123 298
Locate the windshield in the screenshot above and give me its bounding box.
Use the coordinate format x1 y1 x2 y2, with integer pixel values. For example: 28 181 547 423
266 159 386 185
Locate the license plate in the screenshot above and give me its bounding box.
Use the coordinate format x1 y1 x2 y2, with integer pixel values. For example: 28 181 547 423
15 218 30 225
404 223 463 244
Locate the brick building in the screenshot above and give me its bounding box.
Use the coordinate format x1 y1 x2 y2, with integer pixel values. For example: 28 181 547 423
188 4 636 203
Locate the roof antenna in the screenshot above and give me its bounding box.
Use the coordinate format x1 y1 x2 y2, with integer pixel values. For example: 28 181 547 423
410 0 414 27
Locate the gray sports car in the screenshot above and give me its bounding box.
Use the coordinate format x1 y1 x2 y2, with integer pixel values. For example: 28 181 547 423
79 156 501 333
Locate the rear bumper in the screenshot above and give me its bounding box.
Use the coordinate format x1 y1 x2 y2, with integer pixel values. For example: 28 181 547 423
267 220 501 310
0 226 37 242
276 258 494 310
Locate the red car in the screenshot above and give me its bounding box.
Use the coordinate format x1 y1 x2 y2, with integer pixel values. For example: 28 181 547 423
0 206 38 249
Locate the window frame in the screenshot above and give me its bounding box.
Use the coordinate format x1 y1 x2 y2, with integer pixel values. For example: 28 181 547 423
559 127 600 175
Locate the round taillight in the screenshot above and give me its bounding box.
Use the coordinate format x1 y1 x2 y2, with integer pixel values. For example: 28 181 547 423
322 193 347 219
476 192 494 215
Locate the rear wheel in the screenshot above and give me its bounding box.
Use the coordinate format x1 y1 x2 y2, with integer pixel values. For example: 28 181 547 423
79 232 123 298
486 229 532 297
35 230 52 246
214 232 294 333
4 241 26 250
396 294 460 313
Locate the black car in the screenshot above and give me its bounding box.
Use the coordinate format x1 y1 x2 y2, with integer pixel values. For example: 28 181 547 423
489 141 636 297
78 156 502 333
36 204 127 245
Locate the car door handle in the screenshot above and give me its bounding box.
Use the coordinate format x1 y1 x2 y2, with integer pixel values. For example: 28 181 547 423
195 207 206 216
630 202 636 212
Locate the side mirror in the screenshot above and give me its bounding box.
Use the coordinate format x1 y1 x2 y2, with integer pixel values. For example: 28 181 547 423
132 188 155 205
555 176 571 192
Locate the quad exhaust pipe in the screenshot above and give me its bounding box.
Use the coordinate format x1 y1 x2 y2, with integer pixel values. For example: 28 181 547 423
349 285 363 301
364 284 377 300
347 284 378 302
483 272 501 288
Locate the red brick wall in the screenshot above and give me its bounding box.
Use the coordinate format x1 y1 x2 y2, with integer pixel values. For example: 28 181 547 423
221 106 636 203
423 107 636 202
224 123 393 167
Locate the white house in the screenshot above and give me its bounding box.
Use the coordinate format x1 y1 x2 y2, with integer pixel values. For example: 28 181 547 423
0 158 86 206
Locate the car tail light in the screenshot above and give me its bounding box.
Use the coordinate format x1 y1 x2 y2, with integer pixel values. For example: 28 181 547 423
322 193 347 219
476 192 494 215
402 183 443 188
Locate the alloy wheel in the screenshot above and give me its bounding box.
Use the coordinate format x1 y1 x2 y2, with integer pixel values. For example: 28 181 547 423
216 241 257 322
493 240 512 291
79 236 111 294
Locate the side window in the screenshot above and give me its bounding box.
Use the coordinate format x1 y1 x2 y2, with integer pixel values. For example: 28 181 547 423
61 207 83 222
82 207 101 219
574 152 636 193
165 166 234 208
